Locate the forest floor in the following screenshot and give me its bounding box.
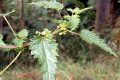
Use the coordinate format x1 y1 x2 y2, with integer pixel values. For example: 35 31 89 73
0 55 120 80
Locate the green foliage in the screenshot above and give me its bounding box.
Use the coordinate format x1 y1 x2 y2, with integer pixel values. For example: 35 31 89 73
64 15 80 31
0 34 6 47
54 20 68 24
29 36 58 80
67 7 93 15
28 1 63 10
64 7 93 31
0 9 15 17
17 29 28 38
13 38 24 47
80 30 117 57
13 29 28 47
0 34 3 40
0 40 6 47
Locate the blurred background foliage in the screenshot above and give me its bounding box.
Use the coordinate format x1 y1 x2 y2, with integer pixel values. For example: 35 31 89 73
0 0 118 69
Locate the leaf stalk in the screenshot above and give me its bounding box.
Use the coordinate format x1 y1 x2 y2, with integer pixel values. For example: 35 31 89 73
57 9 63 23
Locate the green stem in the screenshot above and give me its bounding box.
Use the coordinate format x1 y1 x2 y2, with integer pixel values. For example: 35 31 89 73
52 28 62 35
57 9 63 23
52 22 70 35
3 16 17 38
0 51 22 75
65 22 70 27
66 30 80 35
53 26 60 33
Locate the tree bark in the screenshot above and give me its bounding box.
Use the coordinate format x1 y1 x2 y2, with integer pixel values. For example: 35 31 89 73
0 0 3 33
95 0 111 32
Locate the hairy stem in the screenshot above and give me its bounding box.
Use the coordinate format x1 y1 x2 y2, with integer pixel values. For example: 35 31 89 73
0 51 22 75
0 43 29 50
3 16 17 38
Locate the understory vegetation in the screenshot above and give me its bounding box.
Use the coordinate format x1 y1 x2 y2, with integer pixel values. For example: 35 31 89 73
1 57 120 80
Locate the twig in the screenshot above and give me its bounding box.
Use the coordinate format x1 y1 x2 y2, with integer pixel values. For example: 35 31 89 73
0 43 29 50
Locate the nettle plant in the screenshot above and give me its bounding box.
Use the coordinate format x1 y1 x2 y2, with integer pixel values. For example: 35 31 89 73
0 1 117 80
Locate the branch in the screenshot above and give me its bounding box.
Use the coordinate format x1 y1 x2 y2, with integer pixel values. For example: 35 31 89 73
0 43 29 50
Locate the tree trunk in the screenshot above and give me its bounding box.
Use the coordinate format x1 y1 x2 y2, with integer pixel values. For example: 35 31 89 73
95 0 111 33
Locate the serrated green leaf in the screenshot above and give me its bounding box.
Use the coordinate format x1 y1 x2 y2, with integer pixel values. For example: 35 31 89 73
64 15 80 31
13 38 24 47
28 1 63 10
80 30 117 57
0 9 15 17
67 8 80 14
0 34 6 47
18 29 28 38
0 34 3 40
67 7 93 15
54 20 68 24
0 40 6 47
29 36 58 80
